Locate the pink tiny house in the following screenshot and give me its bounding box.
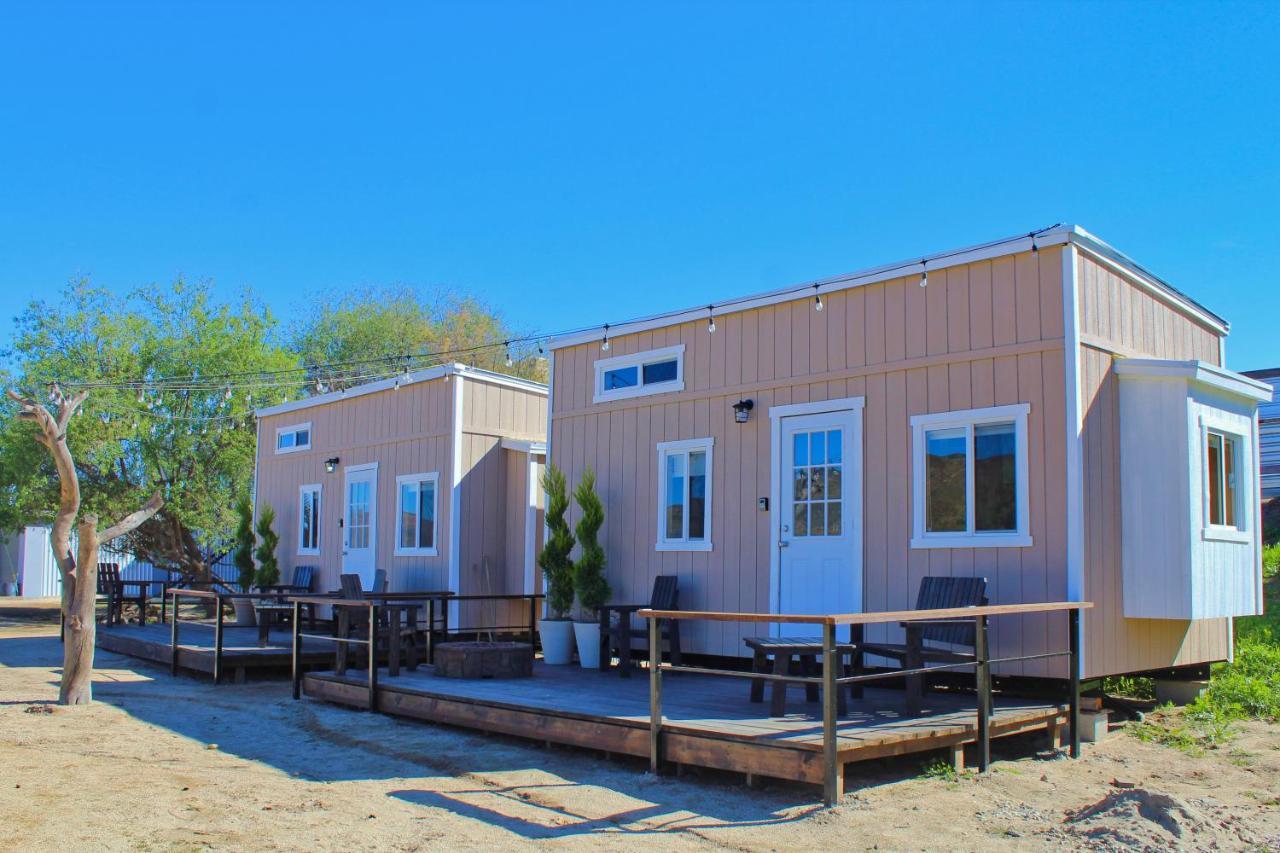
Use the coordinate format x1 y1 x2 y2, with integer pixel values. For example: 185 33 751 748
546 225 1270 680
253 364 547 627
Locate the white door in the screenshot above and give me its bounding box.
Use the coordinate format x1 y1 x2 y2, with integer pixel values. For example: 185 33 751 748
776 409 861 637
342 464 378 589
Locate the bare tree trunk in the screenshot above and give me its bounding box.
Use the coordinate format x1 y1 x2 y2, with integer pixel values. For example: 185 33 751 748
61 519 100 705
7 387 163 706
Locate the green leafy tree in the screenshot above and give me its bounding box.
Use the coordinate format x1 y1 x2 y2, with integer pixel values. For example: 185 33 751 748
232 496 256 592
290 286 546 386
253 504 280 589
572 467 610 620
0 279 299 580
538 465 576 619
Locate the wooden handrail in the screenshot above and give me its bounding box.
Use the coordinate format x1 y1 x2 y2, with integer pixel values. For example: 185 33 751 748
639 600 1092 626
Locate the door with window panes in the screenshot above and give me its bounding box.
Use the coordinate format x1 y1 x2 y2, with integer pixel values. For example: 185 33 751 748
777 409 861 637
342 464 378 589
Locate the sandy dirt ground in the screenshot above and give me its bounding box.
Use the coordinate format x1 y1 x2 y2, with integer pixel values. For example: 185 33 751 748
1 605 1278 851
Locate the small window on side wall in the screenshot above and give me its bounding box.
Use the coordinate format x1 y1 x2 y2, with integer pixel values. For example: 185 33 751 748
594 345 685 403
276 423 311 454
910 404 1032 549
298 484 321 555
1205 428 1243 531
395 473 439 556
656 437 713 551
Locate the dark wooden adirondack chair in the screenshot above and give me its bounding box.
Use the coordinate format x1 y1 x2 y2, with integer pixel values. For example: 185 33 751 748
599 575 681 677
259 564 315 596
334 573 420 673
96 563 148 626
854 575 988 713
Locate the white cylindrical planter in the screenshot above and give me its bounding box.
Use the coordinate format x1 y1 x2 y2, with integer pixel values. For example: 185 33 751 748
231 598 257 627
573 620 602 669
539 619 576 665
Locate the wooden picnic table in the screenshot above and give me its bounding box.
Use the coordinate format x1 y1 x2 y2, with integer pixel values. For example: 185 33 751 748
745 636 858 716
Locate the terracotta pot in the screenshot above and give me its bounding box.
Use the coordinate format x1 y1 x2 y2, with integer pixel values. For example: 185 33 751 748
539 619 576 665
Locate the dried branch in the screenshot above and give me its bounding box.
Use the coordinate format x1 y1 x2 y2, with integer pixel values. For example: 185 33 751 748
98 491 164 544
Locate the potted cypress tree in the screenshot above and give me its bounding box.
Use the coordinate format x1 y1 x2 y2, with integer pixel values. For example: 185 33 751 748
254 504 281 590
572 468 610 669
230 496 258 626
537 465 576 664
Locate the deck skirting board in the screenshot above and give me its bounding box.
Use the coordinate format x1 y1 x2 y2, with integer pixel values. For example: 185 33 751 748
302 672 1066 787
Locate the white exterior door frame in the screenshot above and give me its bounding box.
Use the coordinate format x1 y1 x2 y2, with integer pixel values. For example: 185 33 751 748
342 462 379 589
768 397 865 633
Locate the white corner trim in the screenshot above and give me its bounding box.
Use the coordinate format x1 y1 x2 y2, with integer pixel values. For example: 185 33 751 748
448 374 465 627
1062 243 1086 678
593 344 686 403
655 436 714 551
393 471 441 557
523 452 539 595
541 350 555 617
768 396 866 420
274 422 312 454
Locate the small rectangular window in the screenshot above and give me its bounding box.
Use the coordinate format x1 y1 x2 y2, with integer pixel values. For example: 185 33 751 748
1206 429 1242 530
594 345 685 403
275 423 312 454
395 473 439 555
657 438 713 551
911 405 1031 549
298 485 321 554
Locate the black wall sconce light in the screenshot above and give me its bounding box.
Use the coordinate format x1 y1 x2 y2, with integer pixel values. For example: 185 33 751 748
324 457 340 473
732 399 754 424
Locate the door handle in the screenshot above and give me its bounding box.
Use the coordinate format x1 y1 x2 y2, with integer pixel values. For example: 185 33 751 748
778 540 790 548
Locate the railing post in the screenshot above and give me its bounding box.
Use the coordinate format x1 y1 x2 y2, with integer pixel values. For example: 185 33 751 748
1068 607 1081 758
528 595 537 649
170 592 179 676
975 614 991 773
291 600 302 700
648 615 662 775
822 621 842 806
368 603 379 712
213 595 224 686
426 598 435 665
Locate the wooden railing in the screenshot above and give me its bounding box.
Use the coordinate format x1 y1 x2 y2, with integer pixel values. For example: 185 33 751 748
285 592 545 711
638 601 1092 806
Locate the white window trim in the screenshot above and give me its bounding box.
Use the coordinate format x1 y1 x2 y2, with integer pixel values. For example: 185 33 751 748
297 483 322 556
1199 417 1250 543
275 422 312 454
656 437 713 552
910 403 1032 549
394 471 440 557
594 344 685 403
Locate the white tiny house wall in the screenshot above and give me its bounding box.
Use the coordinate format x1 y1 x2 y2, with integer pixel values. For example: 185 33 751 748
1116 359 1271 620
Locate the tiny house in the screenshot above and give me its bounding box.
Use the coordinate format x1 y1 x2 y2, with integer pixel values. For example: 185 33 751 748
545 225 1269 680
253 364 547 627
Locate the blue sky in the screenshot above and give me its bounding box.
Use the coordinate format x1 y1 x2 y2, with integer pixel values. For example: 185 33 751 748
1 2 1277 369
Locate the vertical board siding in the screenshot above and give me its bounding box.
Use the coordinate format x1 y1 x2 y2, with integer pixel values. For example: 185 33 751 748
254 378 454 597
255 374 548 634
550 248 1070 672
1076 253 1231 677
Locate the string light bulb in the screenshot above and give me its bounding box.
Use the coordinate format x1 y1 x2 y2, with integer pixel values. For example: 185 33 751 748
707 306 716 334
919 260 928 288
813 284 824 312
223 387 232 401
601 324 610 352
505 342 513 367
1030 231 1038 254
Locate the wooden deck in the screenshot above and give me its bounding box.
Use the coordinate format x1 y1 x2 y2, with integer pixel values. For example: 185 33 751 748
303 662 1068 789
97 622 336 681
